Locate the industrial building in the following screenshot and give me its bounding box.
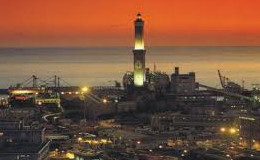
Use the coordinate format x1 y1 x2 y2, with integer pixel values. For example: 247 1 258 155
151 113 234 132
0 120 50 160
170 67 197 94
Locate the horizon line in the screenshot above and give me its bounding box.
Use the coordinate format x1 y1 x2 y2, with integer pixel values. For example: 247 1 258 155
1 45 260 49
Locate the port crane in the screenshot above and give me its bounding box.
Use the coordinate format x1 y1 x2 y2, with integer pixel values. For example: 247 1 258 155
218 70 243 93
200 70 260 108
8 75 70 108
10 75 109 104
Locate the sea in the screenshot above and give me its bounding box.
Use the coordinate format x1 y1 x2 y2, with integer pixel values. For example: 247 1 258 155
0 46 260 89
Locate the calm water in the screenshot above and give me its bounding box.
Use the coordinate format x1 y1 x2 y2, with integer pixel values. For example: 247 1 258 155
0 46 260 89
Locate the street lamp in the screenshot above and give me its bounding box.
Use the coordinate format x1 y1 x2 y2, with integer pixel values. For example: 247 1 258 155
77 137 82 145
220 127 226 133
103 98 108 104
229 128 236 134
80 86 89 128
78 137 82 142
81 86 89 93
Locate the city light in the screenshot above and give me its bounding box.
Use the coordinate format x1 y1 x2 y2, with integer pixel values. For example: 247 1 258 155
220 127 226 132
66 152 75 159
220 127 238 135
252 141 260 150
229 128 236 134
81 87 89 93
103 98 108 103
10 89 38 94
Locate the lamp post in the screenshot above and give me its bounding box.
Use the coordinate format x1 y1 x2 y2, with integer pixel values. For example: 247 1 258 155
80 87 89 129
83 97 87 125
79 86 108 124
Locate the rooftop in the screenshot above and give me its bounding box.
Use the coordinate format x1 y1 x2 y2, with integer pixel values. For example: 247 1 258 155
0 141 50 154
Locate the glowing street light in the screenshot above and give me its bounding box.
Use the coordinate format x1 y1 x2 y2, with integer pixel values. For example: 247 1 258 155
77 137 82 142
66 152 75 159
229 128 236 134
103 98 108 103
80 87 89 128
220 127 226 132
81 87 89 93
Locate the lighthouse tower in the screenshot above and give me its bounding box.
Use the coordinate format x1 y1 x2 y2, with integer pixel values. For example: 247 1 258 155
133 12 146 87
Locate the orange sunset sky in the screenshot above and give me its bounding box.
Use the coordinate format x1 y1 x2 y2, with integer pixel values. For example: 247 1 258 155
1 0 260 47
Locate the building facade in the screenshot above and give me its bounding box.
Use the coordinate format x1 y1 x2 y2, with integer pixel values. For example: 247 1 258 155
171 67 197 94
0 121 50 160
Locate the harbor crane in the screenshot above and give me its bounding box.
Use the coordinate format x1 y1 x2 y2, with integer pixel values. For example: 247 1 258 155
200 70 260 109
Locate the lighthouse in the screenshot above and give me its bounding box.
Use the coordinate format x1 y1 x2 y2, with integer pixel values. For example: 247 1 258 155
133 12 146 87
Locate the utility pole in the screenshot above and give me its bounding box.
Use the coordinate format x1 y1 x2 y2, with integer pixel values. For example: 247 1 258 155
54 75 57 88
83 97 87 124
57 77 60 88
32 75 37 88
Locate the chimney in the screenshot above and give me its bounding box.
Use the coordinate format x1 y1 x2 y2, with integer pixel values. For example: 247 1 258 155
175 67 179 75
